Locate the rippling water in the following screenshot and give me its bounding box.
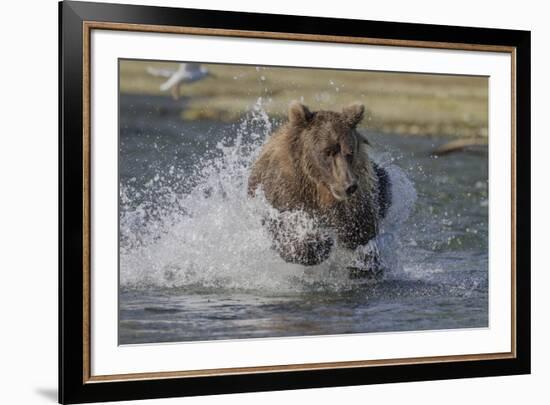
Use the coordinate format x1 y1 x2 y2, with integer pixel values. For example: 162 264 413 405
118 96 488 344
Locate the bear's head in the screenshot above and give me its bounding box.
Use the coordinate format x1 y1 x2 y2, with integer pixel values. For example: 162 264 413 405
288 101 369 201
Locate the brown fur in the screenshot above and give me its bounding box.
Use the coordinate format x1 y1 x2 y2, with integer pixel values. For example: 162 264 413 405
248 102 388 266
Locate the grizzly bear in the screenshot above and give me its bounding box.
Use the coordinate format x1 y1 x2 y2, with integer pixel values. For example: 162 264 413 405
248 102 391 275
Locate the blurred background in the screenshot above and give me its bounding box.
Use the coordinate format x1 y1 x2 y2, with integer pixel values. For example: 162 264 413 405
119 59 488 139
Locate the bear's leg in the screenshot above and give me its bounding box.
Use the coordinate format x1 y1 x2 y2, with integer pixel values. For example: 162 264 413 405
264 216 333 266
274 233 333 266
347 240 385 280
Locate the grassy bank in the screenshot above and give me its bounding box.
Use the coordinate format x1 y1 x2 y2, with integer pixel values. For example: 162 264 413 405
120 60 488 138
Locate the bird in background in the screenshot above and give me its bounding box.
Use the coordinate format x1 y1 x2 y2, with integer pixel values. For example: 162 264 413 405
146 63 214 100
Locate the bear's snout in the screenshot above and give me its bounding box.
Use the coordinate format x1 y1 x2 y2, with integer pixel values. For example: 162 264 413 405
330 163 358 200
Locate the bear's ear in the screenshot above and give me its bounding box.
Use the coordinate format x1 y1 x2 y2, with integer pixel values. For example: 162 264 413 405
288 101 313 127
342 104 365 128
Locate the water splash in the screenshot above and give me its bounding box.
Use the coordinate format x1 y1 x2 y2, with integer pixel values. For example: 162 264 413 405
120 101 416 293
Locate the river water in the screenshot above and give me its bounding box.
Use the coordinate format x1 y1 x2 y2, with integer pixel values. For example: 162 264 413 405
118 96 488 344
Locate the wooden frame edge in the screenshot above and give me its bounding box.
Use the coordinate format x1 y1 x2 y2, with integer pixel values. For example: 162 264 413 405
83 20 91 384
84 21 516 53
81 20 518 385
86 352 515 384
511 48 517 358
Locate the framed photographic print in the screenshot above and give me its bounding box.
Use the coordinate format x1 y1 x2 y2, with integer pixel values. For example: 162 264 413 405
59 1 531 403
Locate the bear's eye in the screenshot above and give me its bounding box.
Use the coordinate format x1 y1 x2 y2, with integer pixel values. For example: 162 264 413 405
325 145 340 156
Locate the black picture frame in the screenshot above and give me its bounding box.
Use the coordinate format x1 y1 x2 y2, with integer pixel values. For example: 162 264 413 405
59 1 531 403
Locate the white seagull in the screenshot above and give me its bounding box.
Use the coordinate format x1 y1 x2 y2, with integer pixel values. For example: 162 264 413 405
146 63 213 100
